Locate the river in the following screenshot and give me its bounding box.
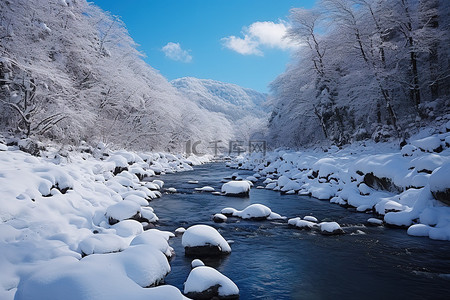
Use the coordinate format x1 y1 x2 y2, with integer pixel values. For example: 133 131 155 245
148 163 450 299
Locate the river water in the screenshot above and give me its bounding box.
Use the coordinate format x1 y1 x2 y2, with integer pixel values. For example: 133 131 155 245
149 163 450 299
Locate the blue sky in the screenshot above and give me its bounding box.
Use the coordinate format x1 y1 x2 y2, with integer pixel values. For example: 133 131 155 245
91 0 315 93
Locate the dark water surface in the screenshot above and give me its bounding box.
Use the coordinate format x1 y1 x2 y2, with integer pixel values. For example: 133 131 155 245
149 163 450 299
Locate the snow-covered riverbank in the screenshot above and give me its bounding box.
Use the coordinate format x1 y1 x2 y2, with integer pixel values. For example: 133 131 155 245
231 130 450 241
0 139 210 299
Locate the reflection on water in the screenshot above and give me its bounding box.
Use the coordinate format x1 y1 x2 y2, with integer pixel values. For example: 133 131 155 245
149 163 450 299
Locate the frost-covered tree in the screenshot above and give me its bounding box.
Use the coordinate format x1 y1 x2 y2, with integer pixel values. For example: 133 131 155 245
0 0 243 152
268 0 450 148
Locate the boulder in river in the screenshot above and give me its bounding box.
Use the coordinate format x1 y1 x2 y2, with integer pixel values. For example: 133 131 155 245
221 181 250 197
182 225 231 257
184 266 239 300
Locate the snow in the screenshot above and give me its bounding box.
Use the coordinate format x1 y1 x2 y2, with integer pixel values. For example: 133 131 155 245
288 218 316 229
320 222 344 235
130 229 174 258
0 146 208 298
191 259 205 268
221 180 251 195
15 246 178 300
105 200 141 224
184 266 239 297
195 186 215 192
188 180 199 184
234 131 450 241
303 216 318 222
213 213 228 222
412 136 442 152
220 204 285 220
367 218 383 226
112 220 143 237
407 224 431 237
429 163 450 194
182 225 231 253
79 234 127 255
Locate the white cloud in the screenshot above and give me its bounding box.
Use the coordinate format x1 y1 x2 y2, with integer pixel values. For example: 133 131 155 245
161 42 192 63
221 21 297 56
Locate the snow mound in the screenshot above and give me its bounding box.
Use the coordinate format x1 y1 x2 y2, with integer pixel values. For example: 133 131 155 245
221 181 251 196
221 204 285 221
184 266 239 299
131 229 174 258
288 218 316 229
191 259 205 268
15 246 177 300
182 225 231 256
79 234 127 255
105 200 141 225
112 220 144 237
319 222 344 235
195 186 215 192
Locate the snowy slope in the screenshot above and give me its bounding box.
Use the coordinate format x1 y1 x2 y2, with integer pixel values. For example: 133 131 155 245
172 77 268 121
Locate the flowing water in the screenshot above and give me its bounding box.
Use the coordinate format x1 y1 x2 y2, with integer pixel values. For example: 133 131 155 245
149 163 450 299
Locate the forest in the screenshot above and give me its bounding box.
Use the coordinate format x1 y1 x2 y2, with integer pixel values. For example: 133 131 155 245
268 0 450 148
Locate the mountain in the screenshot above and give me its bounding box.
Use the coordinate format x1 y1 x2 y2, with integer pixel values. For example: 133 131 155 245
171 77 269 139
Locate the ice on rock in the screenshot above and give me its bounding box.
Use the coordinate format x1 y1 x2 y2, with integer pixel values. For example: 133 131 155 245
221 180 251 196
184 266 239 300
182 225 231 257
319 222 344 235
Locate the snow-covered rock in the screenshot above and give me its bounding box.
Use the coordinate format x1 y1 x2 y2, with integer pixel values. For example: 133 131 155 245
105 200 141 225
213 213 227 223
303 216 318 222
195 186 215 192
221 204 285 221
367 218 383 226
130 229 174 258
319 222 344 235
288 218 316 230
412 136 442 153
184 266 239 300
182 225 231 257
429 163 450 205
221 180 251 197
79 234 127 256
191 259 205 268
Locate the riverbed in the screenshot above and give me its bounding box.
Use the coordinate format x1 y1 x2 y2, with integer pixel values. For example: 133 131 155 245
149 163 450 299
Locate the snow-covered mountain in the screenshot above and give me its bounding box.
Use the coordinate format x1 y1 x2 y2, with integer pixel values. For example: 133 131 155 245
172 77 269 139
172 77 267 119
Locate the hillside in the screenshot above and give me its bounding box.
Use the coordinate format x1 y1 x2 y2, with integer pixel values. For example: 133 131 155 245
172 77 268 139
